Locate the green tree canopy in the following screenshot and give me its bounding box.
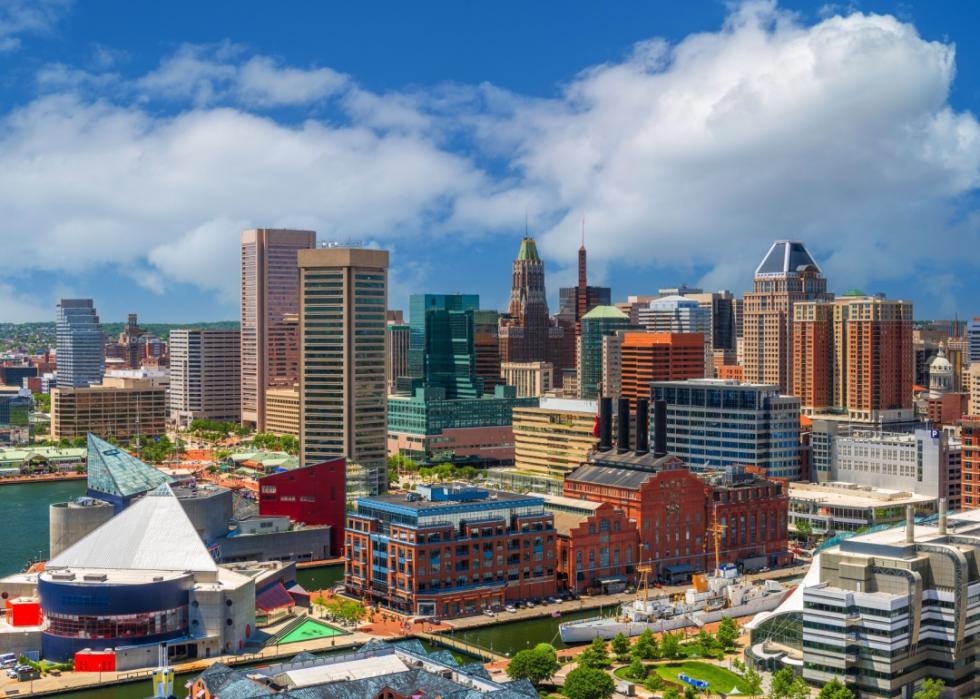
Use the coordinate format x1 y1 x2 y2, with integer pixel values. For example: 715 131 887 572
912 678 944 699
611 632 631 658
563 666 615 699
633 628 659 659
660 631 682 659
818 678 855 699
505 643 559 686
717 616 739 650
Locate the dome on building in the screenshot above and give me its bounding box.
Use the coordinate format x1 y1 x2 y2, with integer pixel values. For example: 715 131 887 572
929 344 953 397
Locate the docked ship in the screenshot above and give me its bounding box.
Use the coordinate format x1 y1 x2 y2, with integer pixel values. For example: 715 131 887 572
559 565 792 643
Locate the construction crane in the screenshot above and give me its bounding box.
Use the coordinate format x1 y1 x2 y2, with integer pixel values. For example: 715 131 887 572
706 505 727 575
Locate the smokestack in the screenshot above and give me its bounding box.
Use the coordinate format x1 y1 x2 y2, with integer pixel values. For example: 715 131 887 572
635 399 649 454
617 398 631 453
939 498 947 535
598 397 613 452
906 505 915 543
653 399 668 458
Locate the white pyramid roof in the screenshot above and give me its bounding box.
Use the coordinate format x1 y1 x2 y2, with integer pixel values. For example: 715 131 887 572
47 484 218 574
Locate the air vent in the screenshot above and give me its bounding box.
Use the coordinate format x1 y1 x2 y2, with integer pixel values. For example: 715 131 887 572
50 572 76 581
83 574 108 582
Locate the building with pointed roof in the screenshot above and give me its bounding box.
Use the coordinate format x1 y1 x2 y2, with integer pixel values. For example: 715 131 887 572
742 240 832 393
85 433 173 507
578 305 632 399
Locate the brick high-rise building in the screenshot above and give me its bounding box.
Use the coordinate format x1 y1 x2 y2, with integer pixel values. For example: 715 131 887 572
793 293 913 422
298 246 388 495
473 309 502 395
742 240 832 393
240 228 316 430
619 332 705 408
557 240 611 336
963 418 980 510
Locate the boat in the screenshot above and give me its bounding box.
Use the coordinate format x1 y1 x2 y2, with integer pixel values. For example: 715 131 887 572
561 519 792 643
559 566 792 642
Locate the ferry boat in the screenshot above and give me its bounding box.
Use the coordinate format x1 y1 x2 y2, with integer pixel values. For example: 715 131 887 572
559 565 792 643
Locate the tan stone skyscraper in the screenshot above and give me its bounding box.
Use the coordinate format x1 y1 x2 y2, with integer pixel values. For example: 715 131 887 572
742 240 832 392
298 246 389 495
240 229 316 429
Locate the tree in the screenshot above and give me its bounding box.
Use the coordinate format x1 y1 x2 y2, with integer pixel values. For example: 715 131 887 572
912 679 944 699
744 666 763 698
768 668 797 699
787 677 810 699
660 631 682 659
625 655 647 681
717 616 739 651
695 627 717 656
818 678 855 699
611 632 631 659
563 666 615 699
663 688 682 699
506 643 559 686
795 518 813 541
684 685 699 699
577 637 611 669
634 628 659 659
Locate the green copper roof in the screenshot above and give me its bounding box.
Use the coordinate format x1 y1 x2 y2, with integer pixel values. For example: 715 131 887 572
842 288 865 297
87 433 173 498
516 237 540 261
582 305 629 320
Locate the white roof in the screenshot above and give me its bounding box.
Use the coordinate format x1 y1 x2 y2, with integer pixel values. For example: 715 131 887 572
47 484 217 574
745 556 822 630
283 654 409 687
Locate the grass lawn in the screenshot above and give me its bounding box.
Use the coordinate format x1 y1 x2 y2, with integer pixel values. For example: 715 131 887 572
654 661 750 694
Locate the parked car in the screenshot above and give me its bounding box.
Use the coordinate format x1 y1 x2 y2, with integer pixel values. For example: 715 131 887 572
504 605 517 613
16 665 39 682
483 609 496 617
5 668 18 679
525 599 536 608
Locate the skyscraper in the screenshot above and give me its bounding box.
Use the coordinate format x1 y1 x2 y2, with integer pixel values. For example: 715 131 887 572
742 240 832 392
169 329 241 426
792 293 913 421
56 299 104 389
406 294 482 399
385 320 409 395
240 228 316 430
968 317 980 365
639 295 712 376
577 305 630 399
298 246 388 495
619 332 706 408
500 237 551 365
473 309 502 395
557 240 611 334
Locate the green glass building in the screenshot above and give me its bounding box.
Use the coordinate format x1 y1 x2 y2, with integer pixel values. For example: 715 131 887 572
404 294 483 399
578 305 631 399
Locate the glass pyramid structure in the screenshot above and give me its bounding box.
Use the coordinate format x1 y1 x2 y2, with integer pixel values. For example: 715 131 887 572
86 433 173 499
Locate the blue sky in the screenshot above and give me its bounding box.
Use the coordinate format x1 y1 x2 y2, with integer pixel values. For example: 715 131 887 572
1 0 979 323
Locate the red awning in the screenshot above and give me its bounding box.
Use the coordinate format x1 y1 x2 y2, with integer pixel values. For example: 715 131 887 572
256 582 294 611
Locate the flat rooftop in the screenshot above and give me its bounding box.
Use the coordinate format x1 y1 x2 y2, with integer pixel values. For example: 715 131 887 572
789 482 934 508
362 486 539 512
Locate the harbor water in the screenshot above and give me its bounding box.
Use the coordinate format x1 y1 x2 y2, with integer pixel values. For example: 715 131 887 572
0 479 86 575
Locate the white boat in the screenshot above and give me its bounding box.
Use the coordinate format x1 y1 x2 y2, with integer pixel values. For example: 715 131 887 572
559 566 793 643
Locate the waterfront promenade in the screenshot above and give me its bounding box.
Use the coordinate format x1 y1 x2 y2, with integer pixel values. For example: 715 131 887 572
0 472 86 486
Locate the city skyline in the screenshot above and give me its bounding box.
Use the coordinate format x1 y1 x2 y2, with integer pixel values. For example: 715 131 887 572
1 1 980 322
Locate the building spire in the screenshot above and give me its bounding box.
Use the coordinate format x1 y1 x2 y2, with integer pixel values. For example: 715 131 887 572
581 216 585 249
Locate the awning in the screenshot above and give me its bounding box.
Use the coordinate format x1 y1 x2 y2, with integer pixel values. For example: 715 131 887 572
597 577 626 584
256 582 294 611
664 563 694 574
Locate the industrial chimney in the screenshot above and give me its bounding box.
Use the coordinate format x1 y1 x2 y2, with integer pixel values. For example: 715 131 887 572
635 398 649 454
617 398 631 453
938 498 947 535
905 505 915 544
653 399 668 458
598 397 613 452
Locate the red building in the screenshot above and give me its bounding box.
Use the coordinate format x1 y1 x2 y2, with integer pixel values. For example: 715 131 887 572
963 418 980 510
258 457 346 556
346 484 557 619
562 401 789 581
544 495 640 593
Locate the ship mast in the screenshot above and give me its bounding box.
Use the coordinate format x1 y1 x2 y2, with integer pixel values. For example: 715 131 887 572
706 504 727 575
636 564 652 603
